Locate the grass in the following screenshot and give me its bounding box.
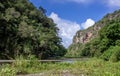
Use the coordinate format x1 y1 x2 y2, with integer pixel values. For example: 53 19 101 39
0 58 120 76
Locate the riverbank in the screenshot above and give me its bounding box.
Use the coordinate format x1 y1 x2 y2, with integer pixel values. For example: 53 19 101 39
0 58 120 76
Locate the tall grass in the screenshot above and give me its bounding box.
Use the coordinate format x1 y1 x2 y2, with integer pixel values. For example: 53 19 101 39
0 57 120 76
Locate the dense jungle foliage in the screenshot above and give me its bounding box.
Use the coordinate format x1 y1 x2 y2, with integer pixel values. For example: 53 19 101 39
0 0 66 59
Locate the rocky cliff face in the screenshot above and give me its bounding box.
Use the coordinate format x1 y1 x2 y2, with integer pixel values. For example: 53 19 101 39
73 23 101 44
73 10 120 44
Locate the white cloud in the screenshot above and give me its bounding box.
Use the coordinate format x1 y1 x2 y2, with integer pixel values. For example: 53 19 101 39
81 18 95 29
49 12 80 48
104 0 120 7
68 0 120 7
108 0 120 7
68 0 93 4
52 0 94 4
49 12 95 48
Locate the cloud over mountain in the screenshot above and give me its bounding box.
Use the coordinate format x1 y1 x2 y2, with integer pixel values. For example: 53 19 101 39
81 18 95 29
49 12 80 47
49 12 95 47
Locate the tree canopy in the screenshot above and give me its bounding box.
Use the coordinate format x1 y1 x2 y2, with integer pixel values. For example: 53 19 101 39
0 0 66 59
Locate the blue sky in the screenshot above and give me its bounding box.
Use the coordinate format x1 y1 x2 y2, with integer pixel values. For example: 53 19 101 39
30 0 120 48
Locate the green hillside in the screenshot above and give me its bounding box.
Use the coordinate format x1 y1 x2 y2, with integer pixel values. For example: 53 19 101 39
0 0 66 59
66 10 120 62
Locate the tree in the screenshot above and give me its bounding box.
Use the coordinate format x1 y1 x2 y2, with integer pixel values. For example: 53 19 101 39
0 0 66 59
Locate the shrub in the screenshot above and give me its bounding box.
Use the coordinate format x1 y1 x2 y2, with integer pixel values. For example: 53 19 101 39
0 64 16 76
100 46 114 61
110 46 120 62
80 43 91 57
101 46 120 62
13 55 39 74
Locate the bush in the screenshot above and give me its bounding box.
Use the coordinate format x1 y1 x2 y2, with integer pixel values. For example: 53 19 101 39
101 46 120 62
100 46 114 61
80 43 91 57
110 46 120 62
0 64 16 76
13 55 39 74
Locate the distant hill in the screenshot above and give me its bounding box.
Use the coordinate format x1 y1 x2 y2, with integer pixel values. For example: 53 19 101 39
66 10 120 61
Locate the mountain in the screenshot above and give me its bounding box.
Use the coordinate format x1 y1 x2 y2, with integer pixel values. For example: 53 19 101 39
73 10 120 44
66 10 120 59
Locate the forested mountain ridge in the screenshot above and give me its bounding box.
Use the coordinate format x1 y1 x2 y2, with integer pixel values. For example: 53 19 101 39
0 0 66 59
73 10 120 44
66 10 120 61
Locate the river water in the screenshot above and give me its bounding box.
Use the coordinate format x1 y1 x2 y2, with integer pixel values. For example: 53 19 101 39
58 58 89 63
